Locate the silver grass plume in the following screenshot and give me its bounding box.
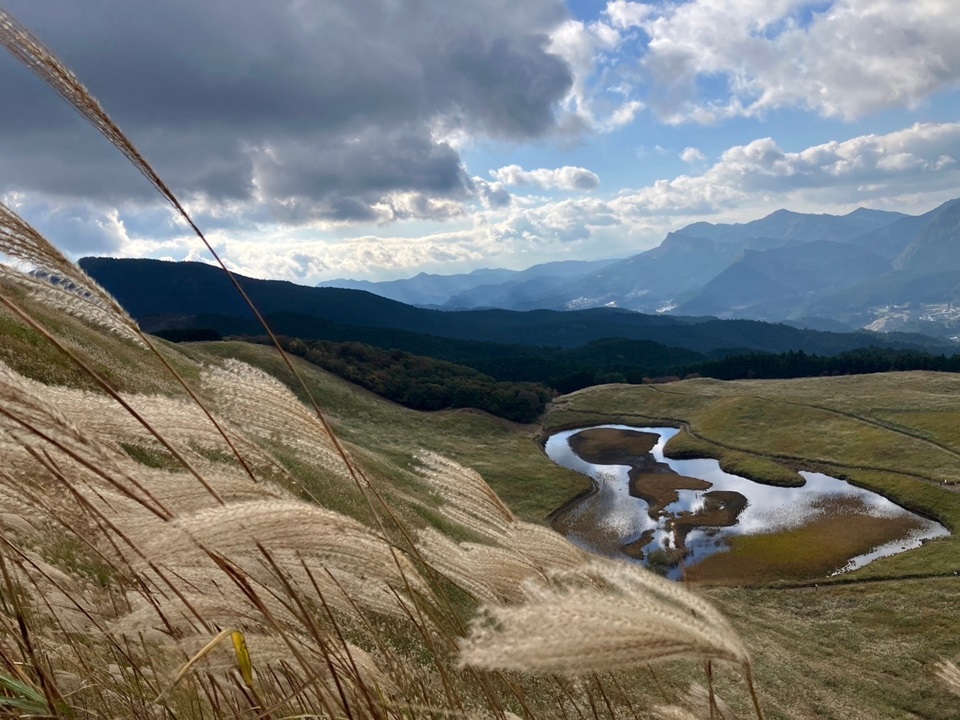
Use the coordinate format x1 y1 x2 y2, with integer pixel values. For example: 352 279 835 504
129 468 288 515
0 202 144 346
142 500 427 585
117 575 315 638
415 527 549 604
684 681 743 720
204 360 353 481
0 361 173 520
176 632 391 698
131 500 433 619
458 557 749 675
935 659 960 697
416 527 504 604
416 451 515 542
247 550 423 621
507 521 588 573
7 369 281 478
417 524 583 605
653 707 700 720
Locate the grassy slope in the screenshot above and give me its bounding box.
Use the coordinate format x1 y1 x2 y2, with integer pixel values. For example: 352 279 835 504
190 341 590 523
2 297 957 718
0 283 199 396
195 344 960 717
710 579 960 720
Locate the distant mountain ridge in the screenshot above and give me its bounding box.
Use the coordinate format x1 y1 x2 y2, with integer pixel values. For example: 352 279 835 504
305 199 960 338
317 258 618 307
79 257 955 359
676 240 892 320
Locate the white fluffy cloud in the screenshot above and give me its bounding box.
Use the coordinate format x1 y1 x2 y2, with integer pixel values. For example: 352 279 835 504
547 16 644 131
542 0 960 133
491 165 601 191
680 147 706 164
605 0 654 30
613 122 960 218
628 0 960 121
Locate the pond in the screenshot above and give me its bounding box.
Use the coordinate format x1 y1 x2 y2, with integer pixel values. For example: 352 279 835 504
545 425 949 581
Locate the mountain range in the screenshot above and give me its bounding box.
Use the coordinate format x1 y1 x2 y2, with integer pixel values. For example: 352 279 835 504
316 199 960 338
79 256 955 363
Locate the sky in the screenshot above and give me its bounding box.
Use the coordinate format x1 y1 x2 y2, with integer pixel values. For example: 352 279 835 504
1 0 959 283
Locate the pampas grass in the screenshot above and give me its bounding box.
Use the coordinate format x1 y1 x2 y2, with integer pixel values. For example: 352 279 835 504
416 527 544 604
0 341 760 717
935 659 960 697
457 558 749 675
0 202 145 347
0 6 767 719
416 451 515 542
204 359 353 481
508 520 588 572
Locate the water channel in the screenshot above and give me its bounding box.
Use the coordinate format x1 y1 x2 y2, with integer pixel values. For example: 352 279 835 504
545 425 949 579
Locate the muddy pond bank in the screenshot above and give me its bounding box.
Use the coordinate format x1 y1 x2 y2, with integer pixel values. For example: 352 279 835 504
546 425 949 582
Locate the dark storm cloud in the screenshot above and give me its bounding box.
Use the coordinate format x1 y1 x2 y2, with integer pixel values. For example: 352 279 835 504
251 128 466 199
0 0 572 222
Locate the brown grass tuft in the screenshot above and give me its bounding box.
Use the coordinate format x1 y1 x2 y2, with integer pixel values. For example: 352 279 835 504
935 659 960 697
458 557 749 675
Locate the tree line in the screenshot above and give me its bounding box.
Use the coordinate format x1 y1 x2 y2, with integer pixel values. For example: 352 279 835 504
253 336 554 423
160 330 960 421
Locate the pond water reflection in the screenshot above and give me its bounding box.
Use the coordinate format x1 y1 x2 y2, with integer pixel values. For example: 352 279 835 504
546 425 949 579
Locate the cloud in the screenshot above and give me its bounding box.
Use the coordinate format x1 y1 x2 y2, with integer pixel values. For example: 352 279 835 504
491 165 601 191
12 112 960 286
605 1 654 30
629 0 960 122
175 226 505 283
472 178 513 209
31 120 960 283
547 17 645 132
612 122 960 218
187 197 629 282
2 194 134 254
680 147 706 164
0 0 572 223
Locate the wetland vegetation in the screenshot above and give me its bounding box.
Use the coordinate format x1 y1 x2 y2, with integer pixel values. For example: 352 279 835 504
547 425 948 582
546 375 960 582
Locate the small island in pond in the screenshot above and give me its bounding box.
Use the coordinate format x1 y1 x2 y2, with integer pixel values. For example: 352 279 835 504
567 428 747 567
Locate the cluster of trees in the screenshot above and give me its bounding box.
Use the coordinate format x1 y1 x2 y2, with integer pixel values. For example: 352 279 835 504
688 347 960 380
264 337 554 423
186 332 960 420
